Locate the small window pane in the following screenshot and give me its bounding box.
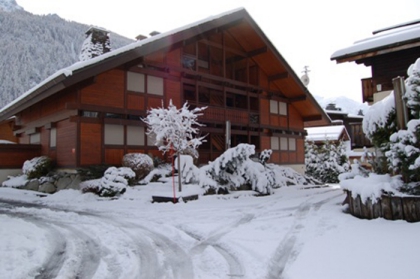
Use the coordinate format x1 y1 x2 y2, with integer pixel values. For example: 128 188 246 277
270 100 278 114
127 72 145 93
30 133 40 144
127 126 145 146
289 138 296 151
104 124 124 145
280 137 288 150
279 102 287 116
271 137 279 150
147 76 164 95
50 128 56 148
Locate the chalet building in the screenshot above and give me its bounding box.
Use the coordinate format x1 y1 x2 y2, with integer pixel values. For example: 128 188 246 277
331 19 420 104
0 8 329 173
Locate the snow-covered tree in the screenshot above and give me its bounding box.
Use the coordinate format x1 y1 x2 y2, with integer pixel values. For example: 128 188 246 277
98 167 135 197
142 100 207 191
385 58 420 192
404 58 420 118
305 140 349 184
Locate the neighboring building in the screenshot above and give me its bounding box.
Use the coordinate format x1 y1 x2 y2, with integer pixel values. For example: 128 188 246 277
0 8 329 173
305 125 350 149
331 19 420 104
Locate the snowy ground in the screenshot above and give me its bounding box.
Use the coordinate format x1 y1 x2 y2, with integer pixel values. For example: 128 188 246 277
0 181 419 279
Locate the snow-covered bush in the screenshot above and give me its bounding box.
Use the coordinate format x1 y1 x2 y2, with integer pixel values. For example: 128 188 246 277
305 140 350 184
175 155 200 184
139 164 172 185
122 153 154 180
199 144 275 195
259 149 272 165
98 167 135 197
22 156 54 179
386 120 420 191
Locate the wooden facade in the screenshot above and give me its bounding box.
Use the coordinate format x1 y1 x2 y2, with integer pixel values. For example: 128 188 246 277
331 21 420 104
0 8 329 170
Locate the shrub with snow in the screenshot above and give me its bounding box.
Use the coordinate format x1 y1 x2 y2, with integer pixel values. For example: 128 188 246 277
199 144 275 195
98 167 135 197
259 149 272 165
175 155 200 184
122 153 154 180
305 140 350 184
404 58 420 117
22 156 54 179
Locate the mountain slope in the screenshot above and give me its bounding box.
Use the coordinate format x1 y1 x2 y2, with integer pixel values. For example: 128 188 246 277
314 95 369 115
0 7 133 108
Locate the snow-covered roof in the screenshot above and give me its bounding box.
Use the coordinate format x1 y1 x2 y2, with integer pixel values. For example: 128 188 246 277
0 7 244 118
331 20 420 61
305 125 349 142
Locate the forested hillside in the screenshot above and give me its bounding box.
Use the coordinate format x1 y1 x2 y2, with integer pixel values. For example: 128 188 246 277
0 4 133 108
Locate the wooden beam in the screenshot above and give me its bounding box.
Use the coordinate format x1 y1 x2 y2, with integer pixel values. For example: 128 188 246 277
268 72 289 82
289 95 307 103
303 115 323 122
247 46 267 57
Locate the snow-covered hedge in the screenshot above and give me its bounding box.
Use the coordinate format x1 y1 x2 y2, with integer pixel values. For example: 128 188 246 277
22 156 54 179
122 153 154 180
98 167 135 197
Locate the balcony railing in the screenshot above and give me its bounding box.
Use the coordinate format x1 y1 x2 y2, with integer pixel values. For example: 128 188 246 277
201 106 259 125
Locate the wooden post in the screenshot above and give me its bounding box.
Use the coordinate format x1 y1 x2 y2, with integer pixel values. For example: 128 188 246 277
393 76 408 130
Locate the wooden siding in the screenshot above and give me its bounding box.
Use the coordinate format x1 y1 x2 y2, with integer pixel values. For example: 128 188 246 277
56 119 76 167
80 122 102 166
105 148 124 166
0 121 17 142
127 94 145 111
80 69 125 108
0 144 41 169
296 138 304 163
289 105 303 129
165 79 181 108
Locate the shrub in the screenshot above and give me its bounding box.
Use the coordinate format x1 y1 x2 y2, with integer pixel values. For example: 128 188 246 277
121 153 154 181
98 167 135 197
77 164 111 181
22 156 54 179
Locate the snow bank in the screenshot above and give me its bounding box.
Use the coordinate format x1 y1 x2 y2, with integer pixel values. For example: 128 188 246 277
340 173 403 203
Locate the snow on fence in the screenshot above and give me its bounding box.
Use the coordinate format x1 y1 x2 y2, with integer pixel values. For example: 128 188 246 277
344 190 420 222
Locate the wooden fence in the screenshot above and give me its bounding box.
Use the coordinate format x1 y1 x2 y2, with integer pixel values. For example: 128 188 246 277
344 190 420 222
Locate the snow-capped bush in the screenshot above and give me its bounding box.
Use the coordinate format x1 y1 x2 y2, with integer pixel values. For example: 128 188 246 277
305 140 349 184
175 155 200 184
386 120 420 186
199 144 275 195
22 156 54 179
98 167 135 197
122 153 154 180
139 164 172 185
259 149 272 165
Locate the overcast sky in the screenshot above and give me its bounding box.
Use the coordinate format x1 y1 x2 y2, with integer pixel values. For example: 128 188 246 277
16 0 420 103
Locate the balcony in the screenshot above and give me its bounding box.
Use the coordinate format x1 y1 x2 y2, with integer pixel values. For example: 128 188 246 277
200 106 259 125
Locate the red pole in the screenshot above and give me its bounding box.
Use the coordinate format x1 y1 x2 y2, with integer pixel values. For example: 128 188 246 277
171 144 176 203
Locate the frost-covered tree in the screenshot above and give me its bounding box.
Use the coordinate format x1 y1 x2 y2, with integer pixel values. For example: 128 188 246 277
404 58 420 118
142 100 207 191
305 140 349 184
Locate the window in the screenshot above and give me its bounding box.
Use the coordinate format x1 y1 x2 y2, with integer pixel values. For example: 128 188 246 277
279 102 287 116
30 133 40 144
271 137 279 150
270 100 288 116
280 137 288 150
50 128 56 148
289 138 296 151
127 72 145 92
127 126 145 146
147 133 156 147
147 75 164 95
104 124 124 145
82 111 99 118
270 100 278 114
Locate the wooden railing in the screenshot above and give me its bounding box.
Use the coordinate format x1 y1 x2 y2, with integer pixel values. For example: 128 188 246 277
201 106 259 125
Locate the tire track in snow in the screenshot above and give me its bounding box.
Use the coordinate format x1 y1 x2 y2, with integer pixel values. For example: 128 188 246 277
266 190 343 279
183 214 254 278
